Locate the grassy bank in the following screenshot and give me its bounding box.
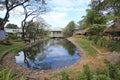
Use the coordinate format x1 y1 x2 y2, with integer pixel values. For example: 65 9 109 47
72 36 98 57
0 41 26 61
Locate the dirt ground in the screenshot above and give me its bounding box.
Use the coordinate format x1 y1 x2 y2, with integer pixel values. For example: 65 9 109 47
1 37 111 79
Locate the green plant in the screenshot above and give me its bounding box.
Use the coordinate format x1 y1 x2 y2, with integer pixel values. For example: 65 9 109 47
50 70 70 80
108 40 120 51
75 72 87 80
76 38 97 56
59 71 70 80
97 74 111 80
96 37 109 47
0 68 24 80
83 65 93 80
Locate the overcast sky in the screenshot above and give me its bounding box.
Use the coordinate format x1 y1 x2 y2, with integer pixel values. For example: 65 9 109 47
0 0 90 30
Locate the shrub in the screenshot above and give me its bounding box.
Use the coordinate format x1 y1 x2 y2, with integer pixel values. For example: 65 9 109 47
97 74 111 80
75 72 87 80
83 65 93 80
87 36 101 44
87 24 106 36
96 37 109 47
0 68 24 80
108 40 120 51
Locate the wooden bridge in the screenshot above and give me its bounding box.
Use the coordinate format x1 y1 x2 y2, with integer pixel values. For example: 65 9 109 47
49 30 64 38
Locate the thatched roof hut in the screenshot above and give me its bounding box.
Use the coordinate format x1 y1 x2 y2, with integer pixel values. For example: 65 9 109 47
104 21 120 40
104 21 120 33
73 28 88 35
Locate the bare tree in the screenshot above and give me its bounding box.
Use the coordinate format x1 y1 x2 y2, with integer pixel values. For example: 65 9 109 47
0 0 28 30
0 0 49 40
21 0 49 40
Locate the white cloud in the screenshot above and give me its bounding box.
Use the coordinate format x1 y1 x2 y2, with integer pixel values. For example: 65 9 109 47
40 0 89 29
0 0 89 29
53 7 85 12
41 12 68 28
49 0 74 7
87 0 91 4
10 6 24 15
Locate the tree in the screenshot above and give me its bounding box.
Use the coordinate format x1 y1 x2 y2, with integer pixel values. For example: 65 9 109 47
0 0 28 30
5 23 18 29
91 0 120 22
78 16 88 29
78 0 107 30
63 21 75 37
25 21 39 41
0 0 48 40
87 24 106 35
21 0 48 39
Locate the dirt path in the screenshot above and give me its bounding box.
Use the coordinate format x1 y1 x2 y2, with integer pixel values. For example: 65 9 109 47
1 37 111 79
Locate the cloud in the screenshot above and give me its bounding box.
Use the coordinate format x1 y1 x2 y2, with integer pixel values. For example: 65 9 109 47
41 11 68 28
10 6 24 15
48 0 74 7
0 0 89 29
40 0 89 29
53 7 85 12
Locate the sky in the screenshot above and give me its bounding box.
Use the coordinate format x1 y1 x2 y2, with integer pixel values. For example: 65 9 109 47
0 0 90 30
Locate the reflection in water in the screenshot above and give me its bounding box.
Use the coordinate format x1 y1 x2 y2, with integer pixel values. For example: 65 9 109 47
15 39 80 70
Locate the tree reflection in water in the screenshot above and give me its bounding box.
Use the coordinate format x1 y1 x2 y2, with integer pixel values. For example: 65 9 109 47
15 39 80 70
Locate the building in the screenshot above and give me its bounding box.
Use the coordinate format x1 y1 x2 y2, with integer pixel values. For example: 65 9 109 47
49 30 64 38
104 21 120 40
5 28 23 37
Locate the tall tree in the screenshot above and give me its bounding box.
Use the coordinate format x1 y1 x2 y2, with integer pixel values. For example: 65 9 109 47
25 21 39 41
91 0 120 22
63 21 75 37
21 0 48 39
0 0 28 30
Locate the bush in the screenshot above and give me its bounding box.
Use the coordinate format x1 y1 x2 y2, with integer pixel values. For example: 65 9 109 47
87 36 101 44
8 33 16 39
75 72 87 80
0 68 24 80
96 37 109 47
87 24 106 36
83 65 93 80
50 64 120 80
108 40 120 51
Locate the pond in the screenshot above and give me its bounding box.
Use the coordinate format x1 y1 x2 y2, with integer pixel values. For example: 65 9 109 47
15 39 80 70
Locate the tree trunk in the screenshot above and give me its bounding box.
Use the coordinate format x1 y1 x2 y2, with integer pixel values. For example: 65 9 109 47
21 20 26 41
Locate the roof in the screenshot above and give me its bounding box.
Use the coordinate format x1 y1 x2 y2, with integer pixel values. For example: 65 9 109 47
5 28 22 33
104 21 120 33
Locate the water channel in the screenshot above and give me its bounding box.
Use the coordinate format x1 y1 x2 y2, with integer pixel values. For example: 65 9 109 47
15 39 80 70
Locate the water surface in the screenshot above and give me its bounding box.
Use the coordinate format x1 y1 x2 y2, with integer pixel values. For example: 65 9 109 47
15 39 80 70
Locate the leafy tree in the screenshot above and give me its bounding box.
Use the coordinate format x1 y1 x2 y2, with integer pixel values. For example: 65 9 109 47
25 21 39 40
78 16 88 29
92 0 120 22
87 24 106 35
5 23 18 29
78 4 106 30
63 21 75 37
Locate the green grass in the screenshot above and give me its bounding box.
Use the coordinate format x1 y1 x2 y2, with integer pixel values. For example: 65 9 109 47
0 42 25 60
75 38 97 57
0 67 25 80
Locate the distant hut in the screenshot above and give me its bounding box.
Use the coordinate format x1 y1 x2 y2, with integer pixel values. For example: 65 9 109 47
73 28 88 35
104 21 120 40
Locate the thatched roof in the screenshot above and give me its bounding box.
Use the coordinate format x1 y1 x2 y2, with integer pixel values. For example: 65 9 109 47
73 28 88 35
104 21 120 33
